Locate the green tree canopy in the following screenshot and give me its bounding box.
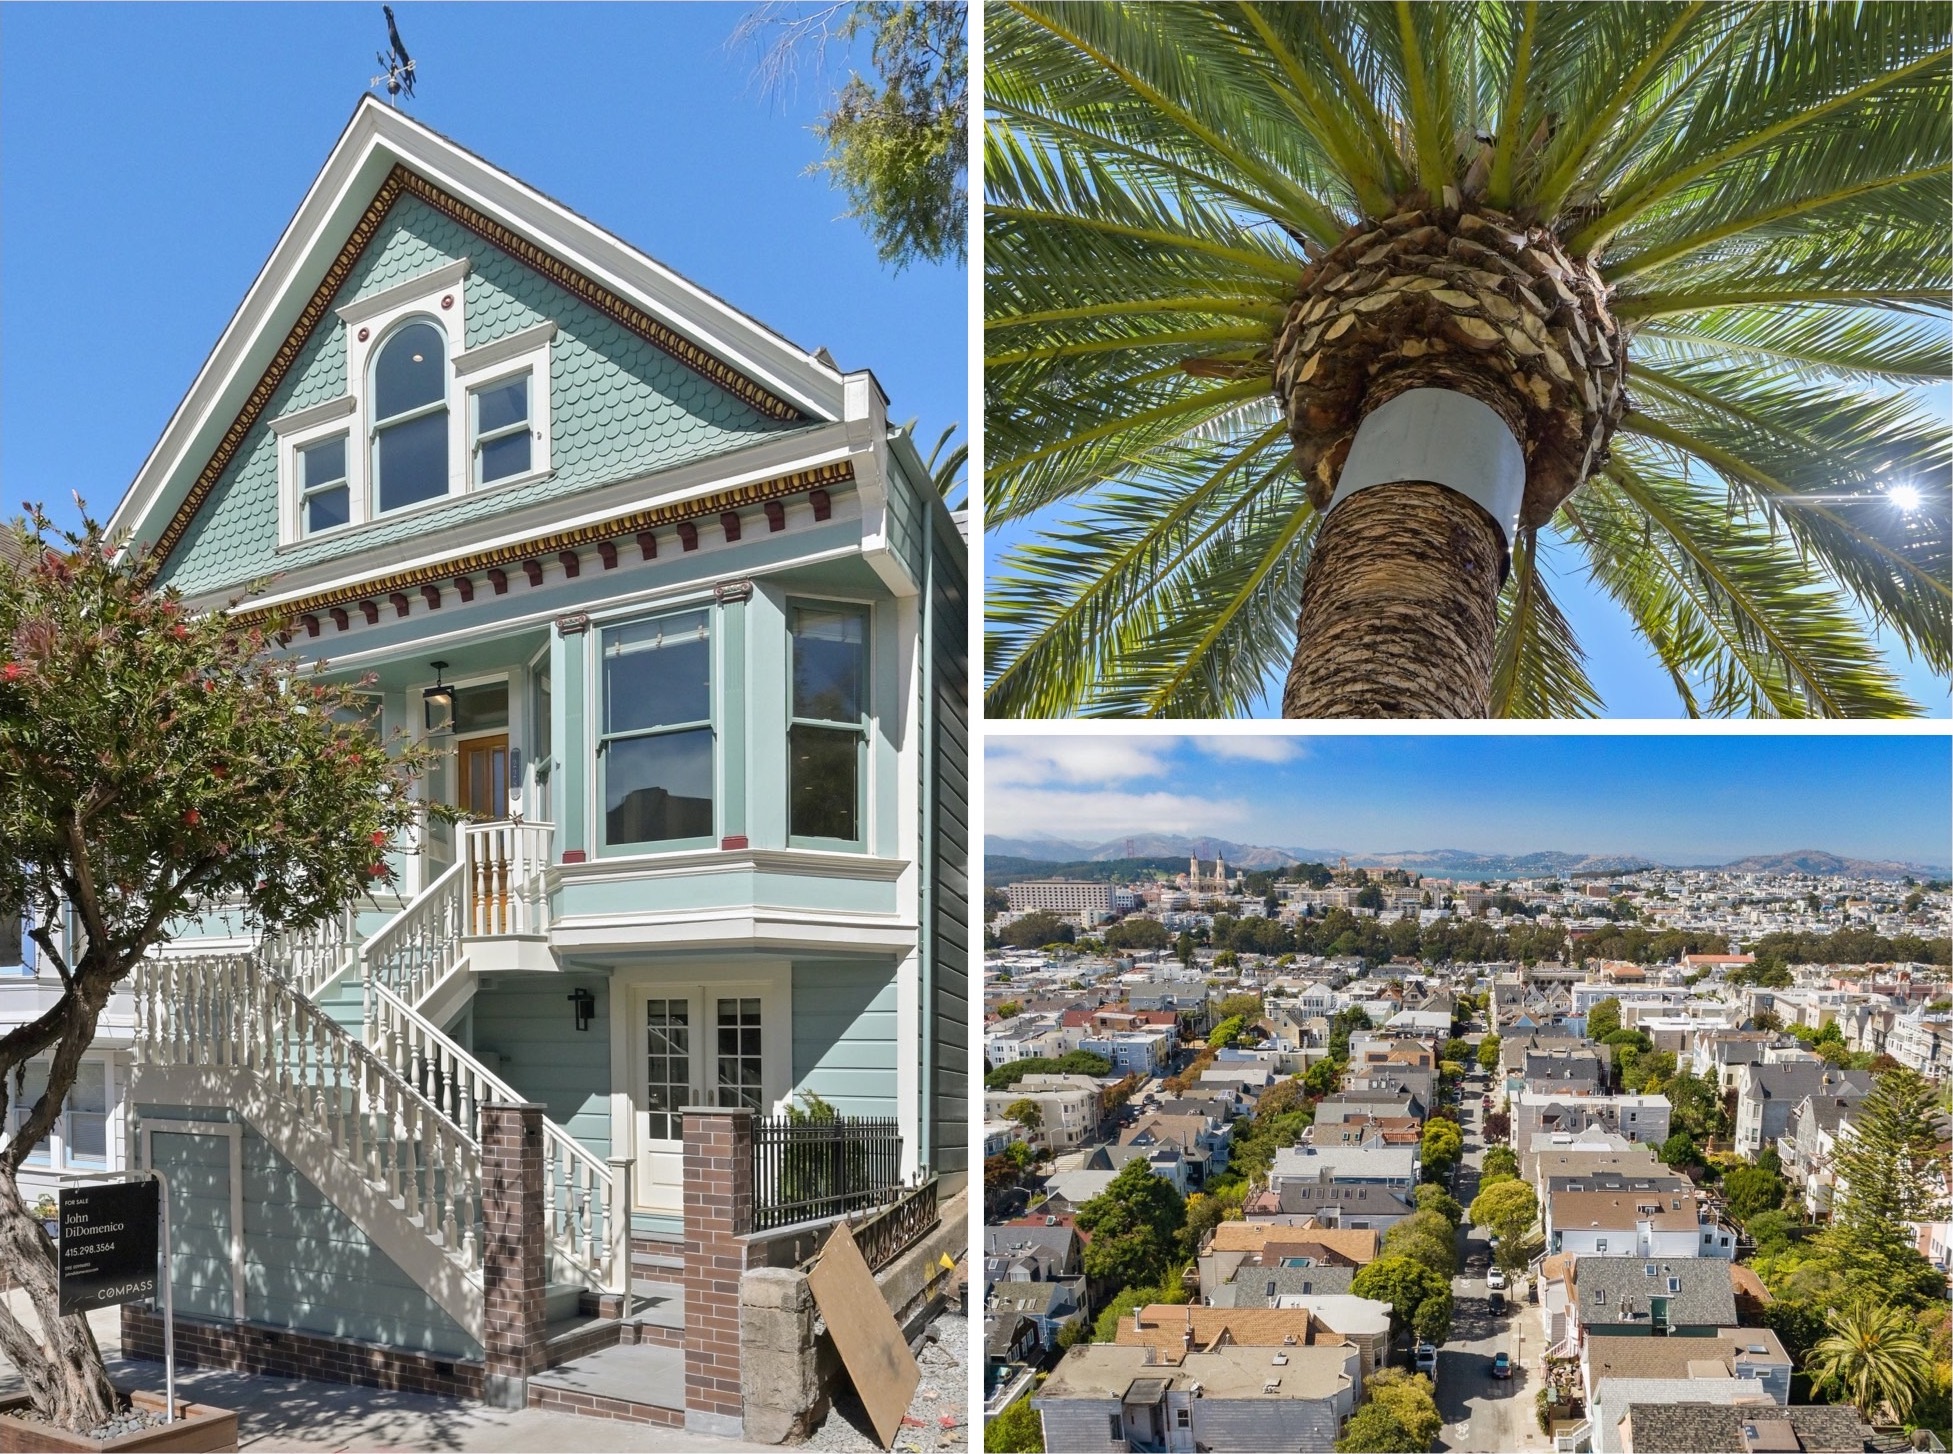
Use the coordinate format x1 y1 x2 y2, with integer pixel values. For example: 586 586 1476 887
1722 1164 1788 1224
1104 916 1169 951
0 514 433 1431
1415 1183 1465 1227
1831 1068 1952 1233
1005 1098 1043 1131
1382 1209 1459 1279
1352 1254 1452 1341
1480 1145 1519 1183
985 1391 1044 1453
1586 997 1623 1041
999 910 1074 948
1809 1301 1936 1424
1075 1158 1187 1288
1471 1179 1540 1268
1477 1035 1503 1072
1336 1369 1442 1452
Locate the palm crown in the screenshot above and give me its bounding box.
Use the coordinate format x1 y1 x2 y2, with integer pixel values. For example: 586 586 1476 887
986 1 1951 717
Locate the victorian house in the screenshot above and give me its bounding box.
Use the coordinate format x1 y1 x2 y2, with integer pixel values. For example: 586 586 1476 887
82 97 967 1434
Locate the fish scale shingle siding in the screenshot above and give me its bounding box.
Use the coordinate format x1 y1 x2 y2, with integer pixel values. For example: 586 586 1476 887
157 195 810 597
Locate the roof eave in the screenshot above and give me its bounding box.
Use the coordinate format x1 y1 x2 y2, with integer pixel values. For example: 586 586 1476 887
112 95 848 553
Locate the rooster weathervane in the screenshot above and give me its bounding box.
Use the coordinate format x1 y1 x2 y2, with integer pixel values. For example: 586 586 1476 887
372 6 417 104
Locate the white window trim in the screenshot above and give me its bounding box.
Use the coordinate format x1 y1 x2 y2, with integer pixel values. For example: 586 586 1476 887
459 327 553 491
274 259 558 545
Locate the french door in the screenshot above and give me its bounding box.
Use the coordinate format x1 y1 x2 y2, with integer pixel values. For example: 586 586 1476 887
635 990 768 1214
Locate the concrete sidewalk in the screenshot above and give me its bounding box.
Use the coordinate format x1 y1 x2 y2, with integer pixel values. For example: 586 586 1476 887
0 1295 774 1452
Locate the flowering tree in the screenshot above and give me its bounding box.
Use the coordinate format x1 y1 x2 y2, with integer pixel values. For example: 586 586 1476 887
0 511 431 1432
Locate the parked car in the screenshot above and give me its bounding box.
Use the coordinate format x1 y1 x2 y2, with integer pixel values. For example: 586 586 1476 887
1489 1289 1507 1314
1491 1352 1512 1379
1487 1266 1507 1291
1415 1342 1438 1375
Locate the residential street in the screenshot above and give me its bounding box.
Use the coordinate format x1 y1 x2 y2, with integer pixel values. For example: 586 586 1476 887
1435 1068 1548 1454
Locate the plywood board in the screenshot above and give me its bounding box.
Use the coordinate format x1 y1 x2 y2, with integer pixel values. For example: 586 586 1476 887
808 1222 920 1451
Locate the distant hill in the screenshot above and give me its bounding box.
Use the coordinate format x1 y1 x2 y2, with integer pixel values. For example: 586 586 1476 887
1712 850 1944 880
983 835 1945 880
983 833 1338 869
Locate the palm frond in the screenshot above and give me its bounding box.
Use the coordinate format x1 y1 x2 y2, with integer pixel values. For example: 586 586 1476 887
1631 305 1953 382
1488 530 1603 718
984 424 1289 715
985 432 1307 717
1575 3 1950 252
1566 465 1920 717
1618 389 1951 669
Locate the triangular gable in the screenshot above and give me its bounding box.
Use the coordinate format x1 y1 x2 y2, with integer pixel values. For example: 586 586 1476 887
113 97 849 580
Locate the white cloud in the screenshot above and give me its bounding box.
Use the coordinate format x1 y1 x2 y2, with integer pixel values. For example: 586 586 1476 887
987 737 1175 788
986 784 1253 842
1197 737 1307 765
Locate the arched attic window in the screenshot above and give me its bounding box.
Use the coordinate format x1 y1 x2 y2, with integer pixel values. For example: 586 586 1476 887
372 319 449 512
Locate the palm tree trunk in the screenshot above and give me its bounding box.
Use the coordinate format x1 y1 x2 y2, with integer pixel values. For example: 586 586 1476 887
1282 483 1505 717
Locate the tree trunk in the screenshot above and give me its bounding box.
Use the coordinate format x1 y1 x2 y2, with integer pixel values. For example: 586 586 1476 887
0 1176 120 1431
1282 483 1504 718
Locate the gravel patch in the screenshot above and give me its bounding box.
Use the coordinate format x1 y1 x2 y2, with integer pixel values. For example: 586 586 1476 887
804 1309 967 1452
7 1405 169 1442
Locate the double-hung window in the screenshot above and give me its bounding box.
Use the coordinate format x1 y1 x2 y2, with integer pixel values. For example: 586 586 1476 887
787 603 868 846
299 436 351 533
471 374 532 484
372 320 450 513
601 610 714 848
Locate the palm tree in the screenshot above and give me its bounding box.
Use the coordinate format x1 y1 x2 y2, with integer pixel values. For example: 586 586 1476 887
1809 1300 1935 1424
986 2 1950 717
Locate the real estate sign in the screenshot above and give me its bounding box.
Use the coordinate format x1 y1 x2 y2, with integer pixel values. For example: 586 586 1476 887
58 1180 159 1315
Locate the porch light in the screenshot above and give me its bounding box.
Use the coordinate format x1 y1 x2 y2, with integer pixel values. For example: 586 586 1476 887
568 987 595 1032
423 660 454 734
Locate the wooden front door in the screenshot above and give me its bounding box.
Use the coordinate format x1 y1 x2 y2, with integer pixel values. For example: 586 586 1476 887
459 734 509 821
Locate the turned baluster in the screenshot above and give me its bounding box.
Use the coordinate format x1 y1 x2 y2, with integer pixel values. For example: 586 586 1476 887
578 1175 596 1270
439 1125 460 1251
460 1147 481 1264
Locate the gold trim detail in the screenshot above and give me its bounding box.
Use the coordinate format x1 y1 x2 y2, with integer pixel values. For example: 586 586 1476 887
397 171 802 423
148 169 409 574
237 460 854 624
149 164 807 576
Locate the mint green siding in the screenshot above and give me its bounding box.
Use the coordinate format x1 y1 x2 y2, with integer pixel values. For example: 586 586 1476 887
554 864 899 919
140 1105 479 1358
156 194 809 598
468 974 612 1158
792 960 898 1116
147 1126 235 1321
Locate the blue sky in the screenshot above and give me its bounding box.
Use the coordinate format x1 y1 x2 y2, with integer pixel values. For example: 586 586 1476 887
986 734 1953 866
0 3 967 536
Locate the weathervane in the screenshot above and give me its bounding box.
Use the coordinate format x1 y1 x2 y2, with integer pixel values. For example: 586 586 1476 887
371 6 416 104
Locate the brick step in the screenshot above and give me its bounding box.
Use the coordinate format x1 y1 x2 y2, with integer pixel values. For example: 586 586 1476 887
527 1342 685 1428
542 1314 623 1368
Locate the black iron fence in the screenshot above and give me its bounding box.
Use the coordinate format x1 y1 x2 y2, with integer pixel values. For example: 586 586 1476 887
751 1114 902 1232
848 1175 939 1273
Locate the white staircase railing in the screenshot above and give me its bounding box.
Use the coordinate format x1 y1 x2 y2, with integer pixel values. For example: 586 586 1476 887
368 977 625 1293
463 821 552 937
364 861 466 1004
133 953 481 1273
266 906 362 999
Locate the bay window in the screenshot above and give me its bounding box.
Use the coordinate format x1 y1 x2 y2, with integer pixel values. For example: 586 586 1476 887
788 603 867 846
601 610 714 848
